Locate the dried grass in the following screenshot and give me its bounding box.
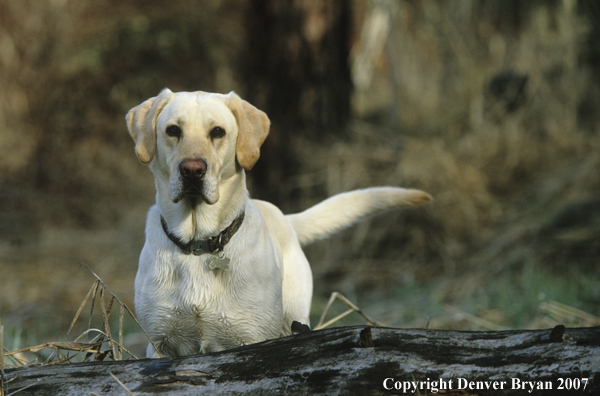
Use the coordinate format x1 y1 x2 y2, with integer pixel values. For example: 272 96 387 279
315 292 384 330
443 305 508 331
1 319 4 396
540 300 600 327
0 264 156 373
109 372 135 396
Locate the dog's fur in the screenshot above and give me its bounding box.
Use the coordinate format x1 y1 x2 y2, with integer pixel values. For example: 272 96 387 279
126 89 432 357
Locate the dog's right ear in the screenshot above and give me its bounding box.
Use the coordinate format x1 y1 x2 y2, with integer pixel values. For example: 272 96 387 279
126 88 173 164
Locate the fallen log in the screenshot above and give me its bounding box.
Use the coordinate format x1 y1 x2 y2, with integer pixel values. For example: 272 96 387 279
3 325 599 395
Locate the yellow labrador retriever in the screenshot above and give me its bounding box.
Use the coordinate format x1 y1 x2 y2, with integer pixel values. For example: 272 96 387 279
126 89 431 357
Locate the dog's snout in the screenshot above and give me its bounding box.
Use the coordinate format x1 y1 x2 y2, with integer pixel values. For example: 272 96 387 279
179 158 207 180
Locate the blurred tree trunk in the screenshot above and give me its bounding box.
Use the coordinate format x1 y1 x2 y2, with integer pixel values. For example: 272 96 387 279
242 0 353 205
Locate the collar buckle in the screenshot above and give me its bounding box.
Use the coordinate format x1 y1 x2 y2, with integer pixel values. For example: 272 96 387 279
189 239 211 256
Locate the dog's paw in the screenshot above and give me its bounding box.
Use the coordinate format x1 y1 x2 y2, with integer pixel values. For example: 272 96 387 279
291 321 311 334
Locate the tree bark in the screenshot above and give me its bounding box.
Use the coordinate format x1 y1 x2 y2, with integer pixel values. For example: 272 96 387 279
244 0 352 133
3 325 599 395
242 0 353 205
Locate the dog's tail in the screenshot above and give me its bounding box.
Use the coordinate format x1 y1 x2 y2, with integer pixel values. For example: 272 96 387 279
286 187 432 246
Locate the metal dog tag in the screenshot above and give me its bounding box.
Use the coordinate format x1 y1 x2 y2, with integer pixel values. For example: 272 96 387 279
208 253 230 271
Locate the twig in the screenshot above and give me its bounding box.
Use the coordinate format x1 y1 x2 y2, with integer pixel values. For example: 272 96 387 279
5 340 105 357
5 382 38 396
1 318 4 396
540 300 600 326
315 292 384 330
119 306 124 361
89 280 101 339
80 263 161 357
109 372 135 396
443 305 508 331
67 280 99 337
1 348 27 369
99 287 117 360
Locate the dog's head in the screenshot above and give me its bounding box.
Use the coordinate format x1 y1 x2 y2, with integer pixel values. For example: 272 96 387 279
126 89 270 204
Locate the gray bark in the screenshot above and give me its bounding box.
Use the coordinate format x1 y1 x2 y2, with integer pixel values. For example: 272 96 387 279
3 325 599 395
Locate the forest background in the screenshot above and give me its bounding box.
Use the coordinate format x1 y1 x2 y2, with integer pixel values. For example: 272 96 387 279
1 0 599 358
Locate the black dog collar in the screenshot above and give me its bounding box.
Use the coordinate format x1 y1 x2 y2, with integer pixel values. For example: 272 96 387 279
160 211 245 256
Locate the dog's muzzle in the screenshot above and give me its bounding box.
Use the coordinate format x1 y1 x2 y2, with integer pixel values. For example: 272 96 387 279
179 157 207 196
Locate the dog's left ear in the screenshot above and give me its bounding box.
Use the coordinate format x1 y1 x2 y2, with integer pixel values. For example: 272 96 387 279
227 92 270 170
126 88 173 164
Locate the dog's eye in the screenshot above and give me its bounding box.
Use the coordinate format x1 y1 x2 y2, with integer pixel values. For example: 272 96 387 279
166 125 182 139
210 126 226 139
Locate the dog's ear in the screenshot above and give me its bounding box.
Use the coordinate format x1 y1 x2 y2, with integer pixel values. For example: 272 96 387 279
227 92 270 170
126 88 173 164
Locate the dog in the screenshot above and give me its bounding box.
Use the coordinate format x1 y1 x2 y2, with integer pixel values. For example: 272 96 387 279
126 89 432 357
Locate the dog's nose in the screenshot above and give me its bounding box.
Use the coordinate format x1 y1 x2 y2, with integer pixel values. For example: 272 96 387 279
179 158 207 180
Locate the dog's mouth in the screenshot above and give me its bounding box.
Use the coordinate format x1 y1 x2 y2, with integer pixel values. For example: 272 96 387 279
172 180 204 203
182 181 204 197
172 178 219 205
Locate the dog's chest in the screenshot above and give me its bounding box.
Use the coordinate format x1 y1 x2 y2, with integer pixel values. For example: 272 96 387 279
154 299 250 355
143 255 283 355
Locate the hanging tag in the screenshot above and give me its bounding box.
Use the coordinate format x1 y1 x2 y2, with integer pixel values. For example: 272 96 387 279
208 252 230 271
